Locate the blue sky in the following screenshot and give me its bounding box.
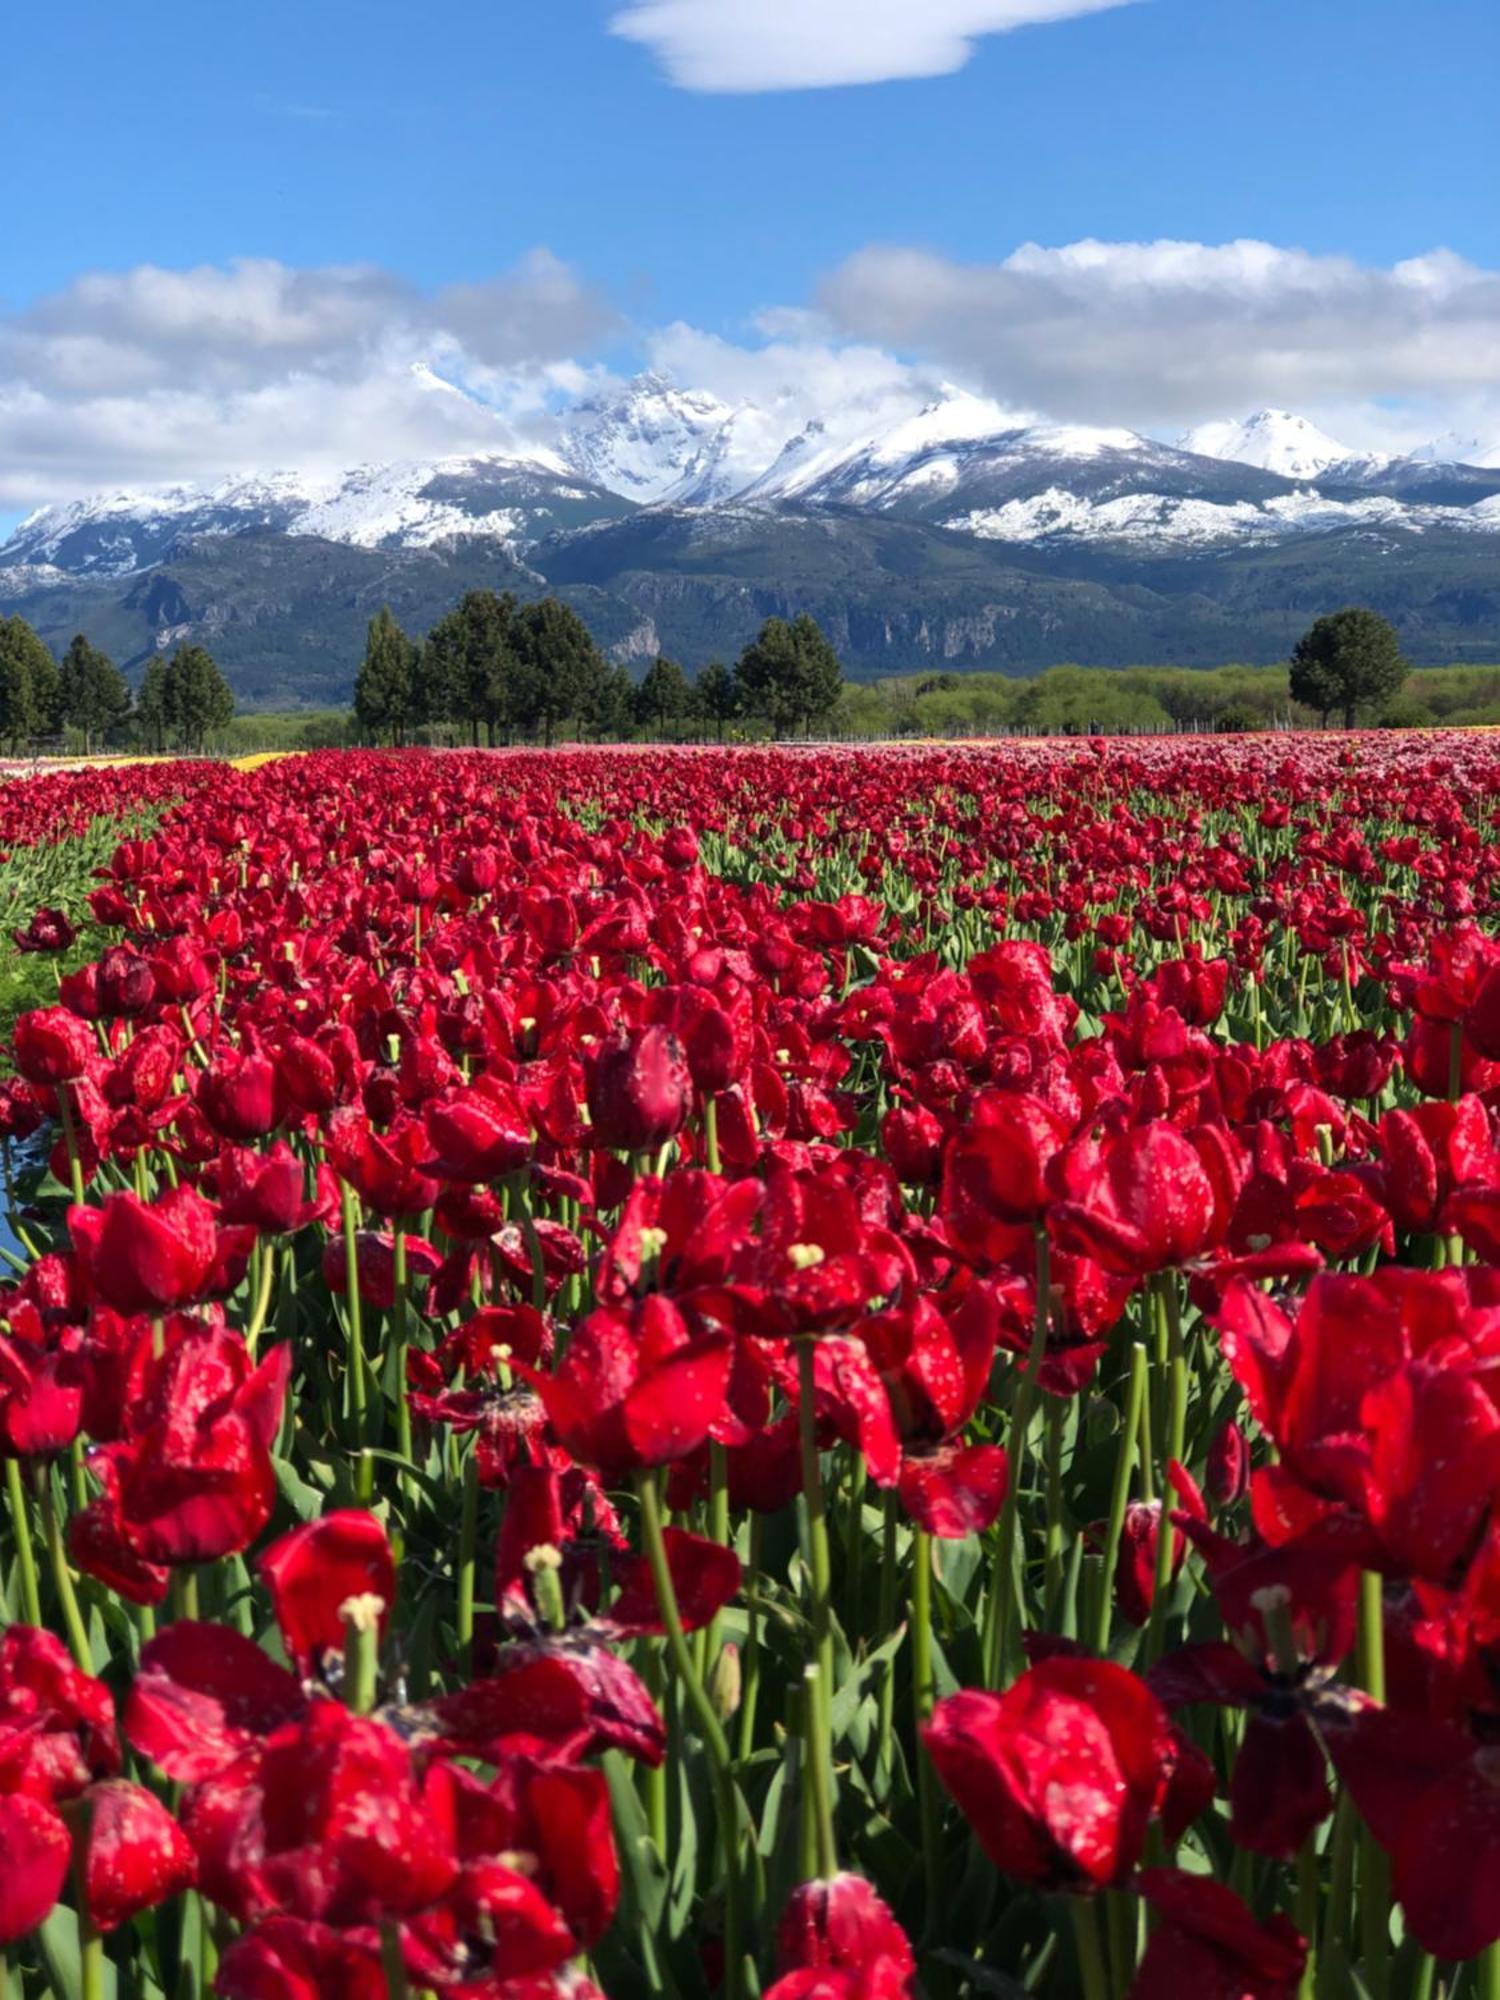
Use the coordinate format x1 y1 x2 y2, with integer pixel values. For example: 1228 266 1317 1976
4 0 1498 518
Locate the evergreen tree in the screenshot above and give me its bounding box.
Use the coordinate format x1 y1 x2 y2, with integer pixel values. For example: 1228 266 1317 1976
1290 608 1410 729
136 657 171 754
594 665 637 743
423 591 518 744
59 634 132 751
733 613 844 736
354 607 421 744
165 644 234 752
693 660 737 743
511 598 608 746
633 655 693 737
0 616 58 749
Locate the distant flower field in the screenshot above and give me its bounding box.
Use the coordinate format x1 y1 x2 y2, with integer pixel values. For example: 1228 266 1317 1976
2 735 1500 2000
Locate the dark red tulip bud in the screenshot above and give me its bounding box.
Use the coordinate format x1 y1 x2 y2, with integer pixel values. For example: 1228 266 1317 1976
586 1026 692 1152
11 906 77 954
199 1049 282 1142
95 945 156 1019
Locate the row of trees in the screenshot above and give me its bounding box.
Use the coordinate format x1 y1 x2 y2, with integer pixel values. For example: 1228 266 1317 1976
355 596 846 745
0 617 235 753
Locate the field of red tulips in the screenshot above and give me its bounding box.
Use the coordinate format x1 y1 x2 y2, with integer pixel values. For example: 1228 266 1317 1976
5 734 1500 2000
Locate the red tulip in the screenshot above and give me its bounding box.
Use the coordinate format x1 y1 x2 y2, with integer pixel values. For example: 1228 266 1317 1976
1129 1869 1306 1999
83 1779 197 1931
68 1186 225 1313
586 1025 693 1152
13 1005 95 1085
198 1047 283 1142
259 1511 396 1676
0 1793 72 1944
422 1081 532 1182
923 1657 1180 1890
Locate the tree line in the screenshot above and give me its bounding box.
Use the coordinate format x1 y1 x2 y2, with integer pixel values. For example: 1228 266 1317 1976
354 595 845 745
0 619 235 754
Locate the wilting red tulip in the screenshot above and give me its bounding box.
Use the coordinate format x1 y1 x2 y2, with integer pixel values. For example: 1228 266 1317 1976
923 1657 1180 1890
259 1510 396 1676
586 1025 693 1152
1128 1869 1306 1999
11 906 78 954
74 1328 291 1569
126 1621 307 1784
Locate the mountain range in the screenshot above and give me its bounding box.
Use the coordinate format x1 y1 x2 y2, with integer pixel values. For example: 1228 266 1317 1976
4 377 1499 706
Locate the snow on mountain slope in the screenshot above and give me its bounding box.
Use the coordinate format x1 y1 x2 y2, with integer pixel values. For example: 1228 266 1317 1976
1409 430 1500 469
950 486 1484 550
557 372 771 505
748 390 1022 502
4 454 632 576
1179 409 1362 481
7 373 1500 582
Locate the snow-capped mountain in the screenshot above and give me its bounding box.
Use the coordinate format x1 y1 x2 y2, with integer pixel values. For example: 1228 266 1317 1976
3 455 633 579
1408 430 1500 470
557 371 780 506
1179 408 1363 481
7 377 1500 585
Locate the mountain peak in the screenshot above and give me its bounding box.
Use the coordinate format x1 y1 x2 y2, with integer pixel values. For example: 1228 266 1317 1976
1180 408 1359 481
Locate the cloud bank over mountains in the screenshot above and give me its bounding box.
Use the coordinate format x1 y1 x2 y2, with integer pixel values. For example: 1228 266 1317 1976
3 237 1498 510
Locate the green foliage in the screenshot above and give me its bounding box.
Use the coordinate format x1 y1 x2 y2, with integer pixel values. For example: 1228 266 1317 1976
633 656 694 735
163 643 235 751
59 633 132 750
693 660 738 741
1290 606 1409 727
423 591 519 744
354 607 422 744
1215 699 1266 734
135 657 172 753
510 597 610 745
0 615 60 747
734 614 844 735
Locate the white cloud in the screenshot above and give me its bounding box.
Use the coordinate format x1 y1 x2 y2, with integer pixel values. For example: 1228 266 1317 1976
4 238 1500 514
820 238 1500 434
0 254 621 509
610 0 1134 90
